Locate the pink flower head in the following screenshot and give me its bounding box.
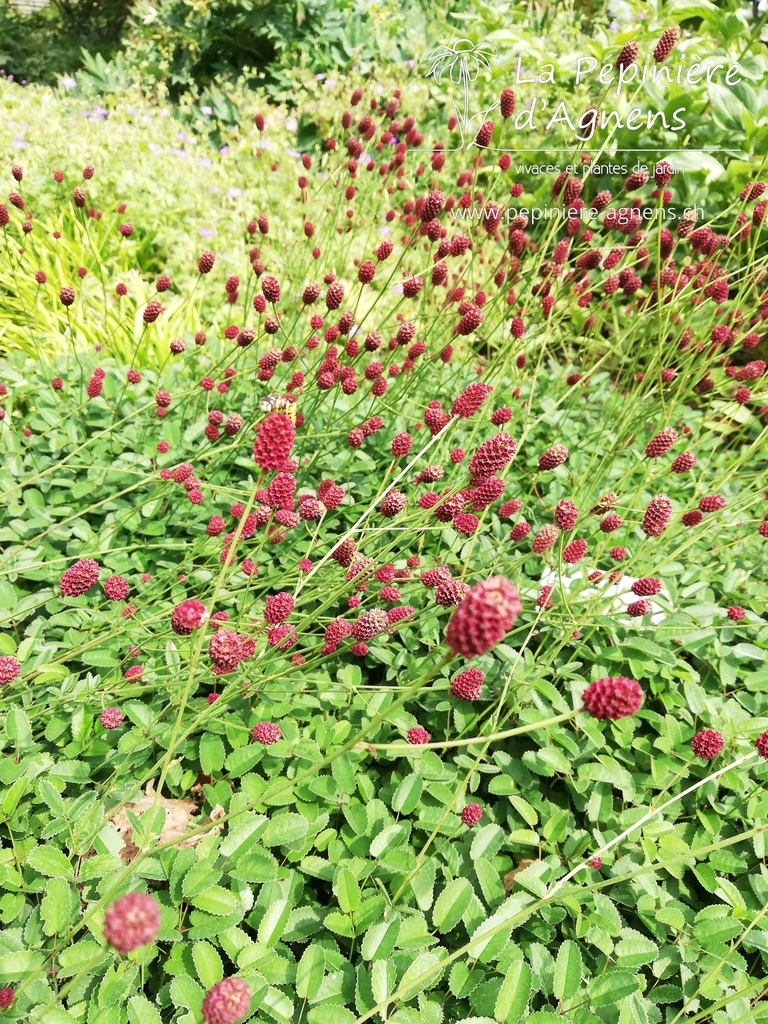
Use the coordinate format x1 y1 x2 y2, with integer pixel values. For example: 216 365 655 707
103 892 161 952
446 576 521 658
171 599 208 635
452 382 493 418
201 978 251 1024
582 676 643 720
59 558 100 597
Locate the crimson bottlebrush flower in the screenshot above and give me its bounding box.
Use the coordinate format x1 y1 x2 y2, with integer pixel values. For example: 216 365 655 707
582 676 644 719
209 631 253 672
103 892 161 952
450 668 484 700
403 276 423 297
500 87 515 118
499 498 523 519
563 538 587 563
264 592 294 624
261 275 280 303
72 186 86 207
408 726 430 745
100 707 123 729
470 476 504 511
625 170 648 191
469 432 517 475
627 599 652 618
532 525 559 553
599 513 622 533
0 656 21 684
391 432 412 457
632 578 661 596
329 538 356 567
380 489 407 517
642 495 673 536
325 281 344 309
253 413 295 472
198 250 215 274
755 732 768 758
352 609 389 641
691 729 724 760
615 40 638 69
60 286 75 306
699 494 725 512
421 565 452 588
453 513 479 535
452 382 493 418
461 803 483 826
435 579 470 608
52 377 63 389
325 618 352 646
171 599 208 634
446 576 521 658
645 427 678 458
682 510 703 527
510 521 531 542
554 500 578 530
455 304 484 335
0 990 13 1009
207 516 226 536
670 451 696 473
143 300 162 324
202 978 251 1024
252 722 281 745
653 26 679 63
358 261 376 284
538 445 569 471
593 489 618 512
388 606 415 627
727 605 745 621
59 558 100 597
103 576 129 601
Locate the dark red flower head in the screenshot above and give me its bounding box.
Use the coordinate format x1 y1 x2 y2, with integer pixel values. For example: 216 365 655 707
582 676 643 719
446 576 521 658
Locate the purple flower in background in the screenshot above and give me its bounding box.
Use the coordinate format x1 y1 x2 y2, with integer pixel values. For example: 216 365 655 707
201 105 213 115
315 73 326 80
327 79 337 88
227 187 242 198
199 157 213 168
286 117 298 132
12 140 28 149
219 146 229 155
198 228 216 237
286 148 301 158
393 283 404 294
378 225 391 236
208 185 220 193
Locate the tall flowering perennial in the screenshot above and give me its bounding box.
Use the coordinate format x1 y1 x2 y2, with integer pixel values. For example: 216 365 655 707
446 577 521 658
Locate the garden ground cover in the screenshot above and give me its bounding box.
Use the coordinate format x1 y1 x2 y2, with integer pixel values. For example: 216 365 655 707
1 7 768 1024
